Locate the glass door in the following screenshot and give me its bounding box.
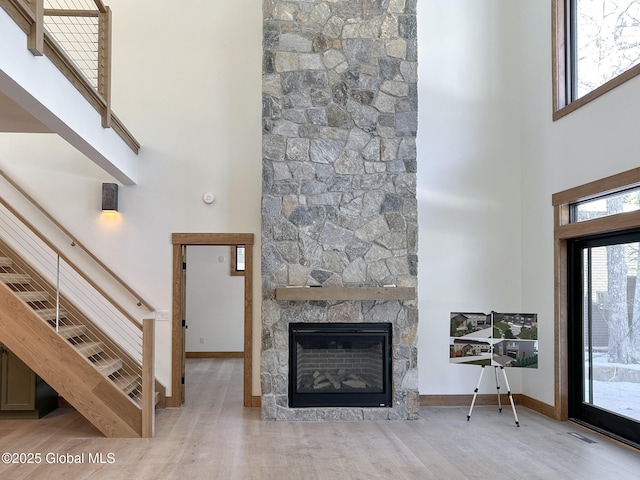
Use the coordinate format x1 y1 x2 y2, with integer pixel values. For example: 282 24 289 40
569 230 640 447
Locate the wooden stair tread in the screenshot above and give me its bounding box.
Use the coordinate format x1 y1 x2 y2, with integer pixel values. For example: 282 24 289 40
129 390 160 406
0 256 12 267
113 374 139 395
15 290 49 302
0 273 31 284
92 358 123 376
35 307 68 320
75 341 104 357
56 324 87 339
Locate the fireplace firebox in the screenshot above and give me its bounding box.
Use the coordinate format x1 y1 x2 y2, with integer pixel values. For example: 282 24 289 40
289 323 392 408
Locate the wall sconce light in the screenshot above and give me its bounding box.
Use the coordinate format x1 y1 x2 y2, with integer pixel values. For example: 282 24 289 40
101 183 118 211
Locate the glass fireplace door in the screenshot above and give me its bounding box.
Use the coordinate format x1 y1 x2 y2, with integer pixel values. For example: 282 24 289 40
289 323 392 408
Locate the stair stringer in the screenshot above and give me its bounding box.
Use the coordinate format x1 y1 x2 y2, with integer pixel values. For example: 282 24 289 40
0 237 165 407
0 283 142 437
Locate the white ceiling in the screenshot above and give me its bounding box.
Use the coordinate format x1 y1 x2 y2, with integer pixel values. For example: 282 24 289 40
0 91 52 133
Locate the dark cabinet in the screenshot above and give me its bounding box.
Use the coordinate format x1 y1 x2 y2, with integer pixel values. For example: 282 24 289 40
0 345 58 419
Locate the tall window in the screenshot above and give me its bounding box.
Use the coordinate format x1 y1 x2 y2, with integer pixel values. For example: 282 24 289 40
554 0 640 119
553 167 640 436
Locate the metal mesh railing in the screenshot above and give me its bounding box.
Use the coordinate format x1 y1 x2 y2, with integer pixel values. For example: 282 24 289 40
44 1 101 90
21 0 106 93
5 0 141 151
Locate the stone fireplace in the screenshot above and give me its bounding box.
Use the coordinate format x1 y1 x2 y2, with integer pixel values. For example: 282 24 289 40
261 0 418 420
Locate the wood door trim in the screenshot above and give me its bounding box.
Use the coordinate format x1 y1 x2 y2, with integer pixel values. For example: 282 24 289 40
172 233 254 246
168 244 182 408
167 233 254 408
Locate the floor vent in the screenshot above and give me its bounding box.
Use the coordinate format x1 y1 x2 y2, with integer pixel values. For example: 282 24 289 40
568 432 596 444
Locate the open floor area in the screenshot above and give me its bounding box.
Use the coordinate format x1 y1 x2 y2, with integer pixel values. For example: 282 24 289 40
1 358 639 479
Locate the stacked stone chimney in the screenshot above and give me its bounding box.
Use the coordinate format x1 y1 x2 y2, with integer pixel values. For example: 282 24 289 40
261 0 418 420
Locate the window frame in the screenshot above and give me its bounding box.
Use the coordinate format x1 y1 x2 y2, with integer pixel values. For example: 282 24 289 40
230 245 246 276
570 186 640 223
566 229 640 447
553 0 640 121
553 166 640 421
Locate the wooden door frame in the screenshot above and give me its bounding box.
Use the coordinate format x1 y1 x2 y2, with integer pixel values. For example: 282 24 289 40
167 233 254 408
553 166 640 421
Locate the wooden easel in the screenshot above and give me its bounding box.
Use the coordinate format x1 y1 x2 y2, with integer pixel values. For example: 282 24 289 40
467 364 519 427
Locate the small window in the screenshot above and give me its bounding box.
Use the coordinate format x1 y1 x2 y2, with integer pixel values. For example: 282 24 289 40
554 0 640 119
571 187 640 222
230 245 245 276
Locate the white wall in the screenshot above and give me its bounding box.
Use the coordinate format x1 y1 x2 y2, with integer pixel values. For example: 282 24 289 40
417 0 640 405
417 1 524 395
185 246 244 352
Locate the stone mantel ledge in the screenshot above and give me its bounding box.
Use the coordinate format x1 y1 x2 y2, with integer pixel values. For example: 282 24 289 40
274 286 416 301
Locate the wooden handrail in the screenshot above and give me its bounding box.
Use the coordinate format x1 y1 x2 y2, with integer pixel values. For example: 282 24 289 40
44 9 99 17
4 0 34 24
41 0 106 16
0 168 155 313
94 0 107 14
0 0 141 153
0 197 144 332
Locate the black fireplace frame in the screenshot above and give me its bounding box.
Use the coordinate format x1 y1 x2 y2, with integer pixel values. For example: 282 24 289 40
289 322 392 408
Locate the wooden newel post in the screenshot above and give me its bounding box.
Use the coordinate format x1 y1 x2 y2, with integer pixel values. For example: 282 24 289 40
142 317 155 438
98 6 112 128
28 0 44 55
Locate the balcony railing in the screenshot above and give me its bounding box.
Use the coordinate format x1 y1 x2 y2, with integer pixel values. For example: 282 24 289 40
0 0 140 153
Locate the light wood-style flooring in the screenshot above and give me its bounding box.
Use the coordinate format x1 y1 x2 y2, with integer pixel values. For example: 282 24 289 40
1 358 639 479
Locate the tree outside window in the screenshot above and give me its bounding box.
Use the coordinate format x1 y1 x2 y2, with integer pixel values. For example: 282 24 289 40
554 0 640 118
574 0 640 99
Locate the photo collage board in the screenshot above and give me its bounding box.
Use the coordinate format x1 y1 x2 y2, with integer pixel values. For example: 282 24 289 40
449 311 538 368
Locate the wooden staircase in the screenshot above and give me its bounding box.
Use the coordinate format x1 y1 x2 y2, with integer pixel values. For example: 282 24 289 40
0 245 158 437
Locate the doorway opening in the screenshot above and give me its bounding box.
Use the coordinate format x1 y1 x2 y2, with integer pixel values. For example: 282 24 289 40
169 233 254 407
185 245 244 358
